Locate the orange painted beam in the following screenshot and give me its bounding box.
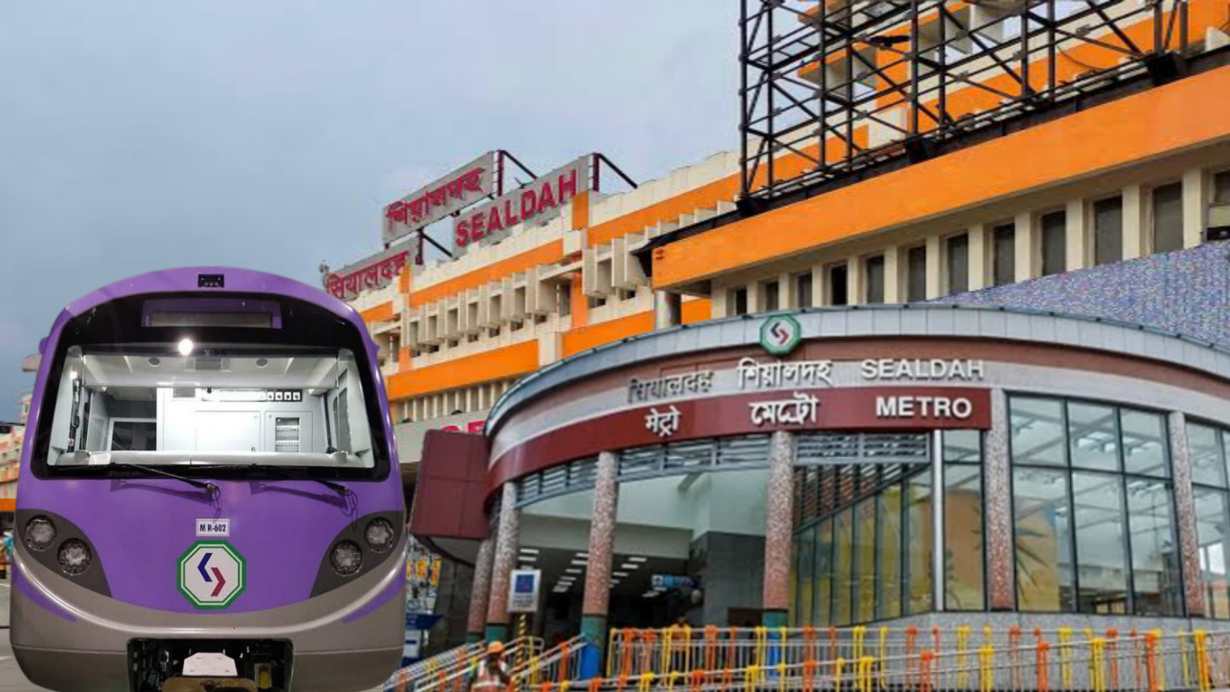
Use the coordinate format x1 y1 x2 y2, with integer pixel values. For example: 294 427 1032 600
386 340 539 400
588 176 739 247
561 311 654 358
360 301 394 324
569 277 588 328
682 298 712 324
571 191 590 231
0 498 14 513
560 299 713 358
653 63 1230 289
409 241 563 308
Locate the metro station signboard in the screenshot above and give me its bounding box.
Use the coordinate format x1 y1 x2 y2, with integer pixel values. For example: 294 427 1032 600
454 156 591 250
382 151 498 244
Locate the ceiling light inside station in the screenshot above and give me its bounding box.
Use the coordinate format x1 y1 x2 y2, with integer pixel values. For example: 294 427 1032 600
627 556 648 563
565 568 582 574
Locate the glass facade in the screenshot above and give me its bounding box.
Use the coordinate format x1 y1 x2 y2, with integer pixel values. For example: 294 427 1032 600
1189 422 1230 618
790 431 987 624
1009 396 1181 615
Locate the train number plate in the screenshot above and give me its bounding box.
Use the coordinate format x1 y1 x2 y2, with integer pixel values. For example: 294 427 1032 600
196 518 231 537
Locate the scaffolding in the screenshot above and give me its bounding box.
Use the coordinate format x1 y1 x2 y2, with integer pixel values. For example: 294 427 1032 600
739 0 1195 205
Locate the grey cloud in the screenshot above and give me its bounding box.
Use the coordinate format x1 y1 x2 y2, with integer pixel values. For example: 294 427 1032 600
0 1 738 419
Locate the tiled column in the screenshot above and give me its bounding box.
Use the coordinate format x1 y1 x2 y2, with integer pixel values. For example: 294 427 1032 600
762 431 796 627
1169 411 1207 617
466 536 495 642
984 389 1016 610
485 482 519 642
581 451 619 655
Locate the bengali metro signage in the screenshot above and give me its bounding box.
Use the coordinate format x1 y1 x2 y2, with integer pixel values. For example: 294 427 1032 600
324 246 411 300
382 151 497 244
454 155 591 249
491 386 993 484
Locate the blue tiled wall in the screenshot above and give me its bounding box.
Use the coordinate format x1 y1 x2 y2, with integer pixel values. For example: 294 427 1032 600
936 241 1230 347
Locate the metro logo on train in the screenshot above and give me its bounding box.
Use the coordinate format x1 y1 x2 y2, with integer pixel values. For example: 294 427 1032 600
178 541 246 609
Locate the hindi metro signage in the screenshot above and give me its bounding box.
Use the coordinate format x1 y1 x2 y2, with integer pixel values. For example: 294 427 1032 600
324 246 411 300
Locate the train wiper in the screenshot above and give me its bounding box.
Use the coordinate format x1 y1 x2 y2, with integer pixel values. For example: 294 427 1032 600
241 463 351 498
59 461 218 495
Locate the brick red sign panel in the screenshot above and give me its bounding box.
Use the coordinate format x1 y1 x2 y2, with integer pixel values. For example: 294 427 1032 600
412 430 491 541
488 386 990 496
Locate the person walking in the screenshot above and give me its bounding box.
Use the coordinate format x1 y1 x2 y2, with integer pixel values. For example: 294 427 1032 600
472 641 510 691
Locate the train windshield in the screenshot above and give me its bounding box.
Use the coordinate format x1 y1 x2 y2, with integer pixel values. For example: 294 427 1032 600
34 294 388 479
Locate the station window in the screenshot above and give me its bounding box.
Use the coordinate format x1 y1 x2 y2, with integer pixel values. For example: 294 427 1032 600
905 246 926 302
1215 170 1230 205
864 256 885 304
1009 396 1181 616
762 280 780 312
557 281 571 317
1188 422 1230 618
728 287 748 316
827 264 848 306
945 233 969 295
1093 197 1123 266
1040 211 1067 276
795 272 813 309
992 222 1015 287
1152 183 1183 253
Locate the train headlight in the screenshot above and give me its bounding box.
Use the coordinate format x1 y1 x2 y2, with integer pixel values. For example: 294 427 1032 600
57 539 92 576
364 518 395 553
330 540 363 576
24 516 56 552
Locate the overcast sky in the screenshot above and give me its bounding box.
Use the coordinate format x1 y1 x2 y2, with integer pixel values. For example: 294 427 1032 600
0 2 739 420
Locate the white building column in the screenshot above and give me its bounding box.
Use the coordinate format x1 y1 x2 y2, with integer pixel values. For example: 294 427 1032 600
968 223 990 290
847 256 865 305
1065 198 1089 271
883 246 901 303
1182 167 1207 248
925 235 942 299
809 266 824 308
1122 184 1148 260
1013 211 1036 281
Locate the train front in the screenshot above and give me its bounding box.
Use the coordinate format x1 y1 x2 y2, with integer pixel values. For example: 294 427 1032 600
12 268 406 692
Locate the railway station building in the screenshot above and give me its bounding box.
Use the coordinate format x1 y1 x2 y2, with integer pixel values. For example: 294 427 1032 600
326 0 1230 651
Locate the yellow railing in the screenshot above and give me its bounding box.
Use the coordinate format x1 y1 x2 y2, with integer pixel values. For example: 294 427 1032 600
597 625 1230 691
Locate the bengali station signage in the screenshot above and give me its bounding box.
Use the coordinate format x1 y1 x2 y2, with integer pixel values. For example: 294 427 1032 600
324 246 411 300
382 151 497 244
454 155 591 249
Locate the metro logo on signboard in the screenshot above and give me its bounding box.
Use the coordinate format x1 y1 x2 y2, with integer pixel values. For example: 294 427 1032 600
455 156 591 249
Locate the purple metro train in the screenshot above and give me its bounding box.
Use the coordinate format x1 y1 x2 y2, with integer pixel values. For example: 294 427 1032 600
12 268 406 691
